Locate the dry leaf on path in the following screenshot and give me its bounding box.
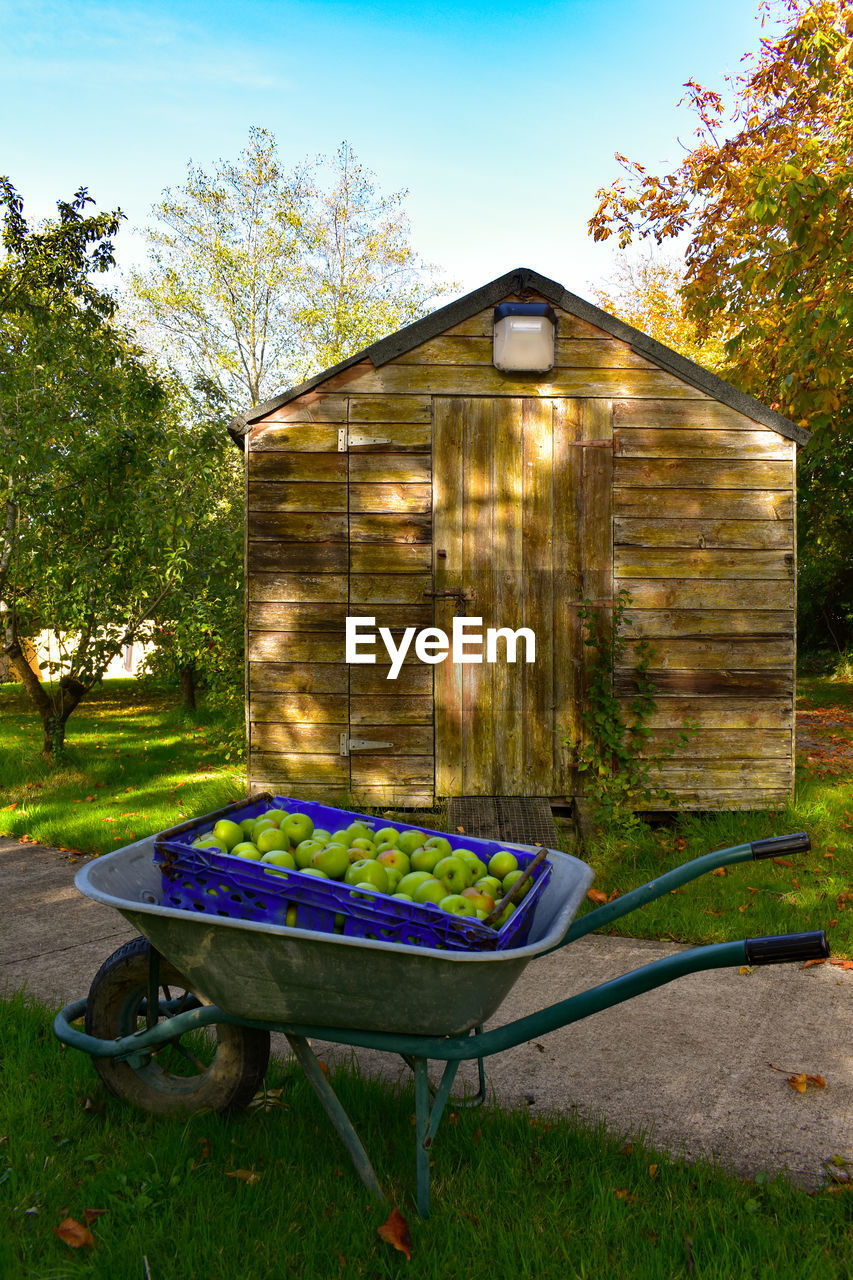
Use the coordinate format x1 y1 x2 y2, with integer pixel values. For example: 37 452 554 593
378 1207 412 1260
53 1217 95 1249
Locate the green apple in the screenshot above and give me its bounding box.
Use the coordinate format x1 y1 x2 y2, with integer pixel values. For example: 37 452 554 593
373 827 400 846
285 904 298 927
256 828 291 855
293 839 324 869
383 866 403 893
413 877 447 906
346 821 374 841
330 827 355 846
438 893 477 916
301 867 329 878
239 817 257 838
312 828 332 846
488 850 519 880
192 835 221 850
232 841 262 860
462 886 496 914
502 868 531 898
212 818 243 851
345 859 389 893
475 875 504 900
349 837 377 856
458 851 487 882
261 849 297 875
422 835 453 859
281 812 314 845
392 892 414 902
493 900 516 928
433 856 471 893
410 845 444 874
377 848 411 878
258 808 284 827
375 840 398 854
396 871 434 896
397 829 428 856
310 844 350 879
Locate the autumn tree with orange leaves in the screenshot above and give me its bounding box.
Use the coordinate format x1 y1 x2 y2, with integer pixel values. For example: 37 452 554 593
589 0 853 654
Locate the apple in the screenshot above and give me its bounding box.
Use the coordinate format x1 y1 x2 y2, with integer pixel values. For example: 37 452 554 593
438 894 476 916
392 892 414 902
349 837 377 856
422 835 453 858
312 828 332 846
383 866 403 893
256 828 290 855
232 841 262 860
251 817 279 839
333 913 346 933
397 829 428 856
458 851 487 882
257 808 284 827
461 886 495 914
239 817 257 839
488 850 519 880
410 845 444 874
310 844 350 879
377 848 411 878
345 859 389 893
301 867 329 878
375 841 398 854
212 818 243 851
261 849 297 875
502 868 531 898
281 812 314 845
493 901 516 928
294 839 324 869
192 835 220 850
475 875 504 900
413 878 447 906
330 827 355 846
396 871 434 896
433 856 471 893
285 904 298 927
346 821 374 841
373 827 400 846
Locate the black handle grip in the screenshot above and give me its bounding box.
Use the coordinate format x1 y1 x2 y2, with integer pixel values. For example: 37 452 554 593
744 931 829 966
750 832 810 860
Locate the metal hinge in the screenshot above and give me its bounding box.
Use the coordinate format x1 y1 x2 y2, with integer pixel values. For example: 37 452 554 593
340 734 395 756
337 427 392 451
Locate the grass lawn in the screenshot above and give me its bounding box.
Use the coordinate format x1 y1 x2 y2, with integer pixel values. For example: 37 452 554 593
2 991 851 1280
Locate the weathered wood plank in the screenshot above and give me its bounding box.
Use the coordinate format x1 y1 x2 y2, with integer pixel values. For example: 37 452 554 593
614 548 794 580
249 693 348 723
433 397 465 796
488 398 525 792
251 780 351 805
652 761 793 788
349 483 432 514
616 578 792 610
251 424 340 451
614 428 792 461
350 545 432 572
249 542 348 574
252 723 344 754
394 336 657 369
613 488 794 521
552 398 584 793
615 518 794 550
348 453 431 483
344 725 433 755
443 307 611 340
248 573 348 603
248 602 348 631
248 633 346 662
624 609 794 638
344 364 709 399
614 458 792 489
349 513 432 543
349 695 433 725
249 453 347 483
248 752 349 783
249 662 348 694
255 394 349 424
643 729 791 759
351 786 434 809
463 398 496 794
349 573 433 603
522 398 554 788
625 637 794 669
628 697 792 730
614 670 794 697
349 756 435 787
350 664 433 695
347 396 431 423
348 423 431 451
249 482 348 512
249 512 348 542
613 399 771 430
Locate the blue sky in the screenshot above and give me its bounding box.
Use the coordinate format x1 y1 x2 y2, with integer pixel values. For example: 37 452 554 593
2 0 778 300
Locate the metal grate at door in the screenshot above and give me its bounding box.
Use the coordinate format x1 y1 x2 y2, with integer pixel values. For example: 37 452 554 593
445 797 559 848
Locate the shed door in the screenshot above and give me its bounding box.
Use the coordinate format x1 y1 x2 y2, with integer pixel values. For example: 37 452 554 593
432 396 612 797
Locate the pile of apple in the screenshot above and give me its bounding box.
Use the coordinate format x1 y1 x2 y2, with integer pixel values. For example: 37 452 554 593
190 808 531 929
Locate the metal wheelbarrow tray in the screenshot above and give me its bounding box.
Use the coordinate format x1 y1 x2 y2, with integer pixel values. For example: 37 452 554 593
54 826 830 1216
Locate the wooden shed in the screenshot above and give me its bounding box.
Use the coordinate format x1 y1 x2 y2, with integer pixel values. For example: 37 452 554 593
229 267 808 813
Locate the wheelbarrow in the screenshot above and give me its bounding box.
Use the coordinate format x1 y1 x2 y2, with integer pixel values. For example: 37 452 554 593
54 829 829 1216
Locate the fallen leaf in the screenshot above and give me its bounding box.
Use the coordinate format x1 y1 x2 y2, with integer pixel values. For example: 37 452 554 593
787 1072 826 1093
607 888 620 902
614 1188 636 1201
831 959 853 971
648 1164 659 1179
587 888 607 904
226 1168 262 1185
738 965 754 975
53 1217 95 1249
803 958 827 969
83 1209 107 1225
711 867 726 877
377 1207 412 1260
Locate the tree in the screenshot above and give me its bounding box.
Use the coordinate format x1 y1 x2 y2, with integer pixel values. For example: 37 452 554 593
0 181 208 755
589 0 853 650
129 129 454 411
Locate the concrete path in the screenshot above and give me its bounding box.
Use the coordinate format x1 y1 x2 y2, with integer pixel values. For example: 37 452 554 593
3 836 851 1189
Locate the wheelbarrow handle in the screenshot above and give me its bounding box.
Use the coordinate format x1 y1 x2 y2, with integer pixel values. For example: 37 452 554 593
744 930 829 965
750 832 810 859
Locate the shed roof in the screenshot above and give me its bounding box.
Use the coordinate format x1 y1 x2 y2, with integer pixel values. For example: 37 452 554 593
229 266 809 446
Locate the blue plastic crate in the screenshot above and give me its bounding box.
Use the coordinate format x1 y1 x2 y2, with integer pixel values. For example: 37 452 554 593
153 794 552 952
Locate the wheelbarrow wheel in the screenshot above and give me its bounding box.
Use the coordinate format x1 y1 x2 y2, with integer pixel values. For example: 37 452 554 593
84 936 270 1116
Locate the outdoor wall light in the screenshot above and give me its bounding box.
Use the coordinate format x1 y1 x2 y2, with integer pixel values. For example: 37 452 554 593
493 302 557 372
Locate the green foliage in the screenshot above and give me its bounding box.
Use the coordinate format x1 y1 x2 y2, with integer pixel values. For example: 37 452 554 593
569 591 694 830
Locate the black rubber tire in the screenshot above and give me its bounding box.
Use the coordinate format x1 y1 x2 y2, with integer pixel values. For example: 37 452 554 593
84 936 270 1116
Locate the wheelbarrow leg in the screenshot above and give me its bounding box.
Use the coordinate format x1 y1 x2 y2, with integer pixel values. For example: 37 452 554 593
285 1035 386 1207
414 1056 461 1218
402 1026 486 1108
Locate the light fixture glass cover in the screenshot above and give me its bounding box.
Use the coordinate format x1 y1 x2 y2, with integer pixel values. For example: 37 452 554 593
493 302 557 372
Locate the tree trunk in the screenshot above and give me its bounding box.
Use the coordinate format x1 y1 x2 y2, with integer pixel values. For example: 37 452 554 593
5 635 87 757
179 662 197 710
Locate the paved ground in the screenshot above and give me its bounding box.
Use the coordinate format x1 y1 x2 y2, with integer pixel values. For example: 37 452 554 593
3 835 852 1190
